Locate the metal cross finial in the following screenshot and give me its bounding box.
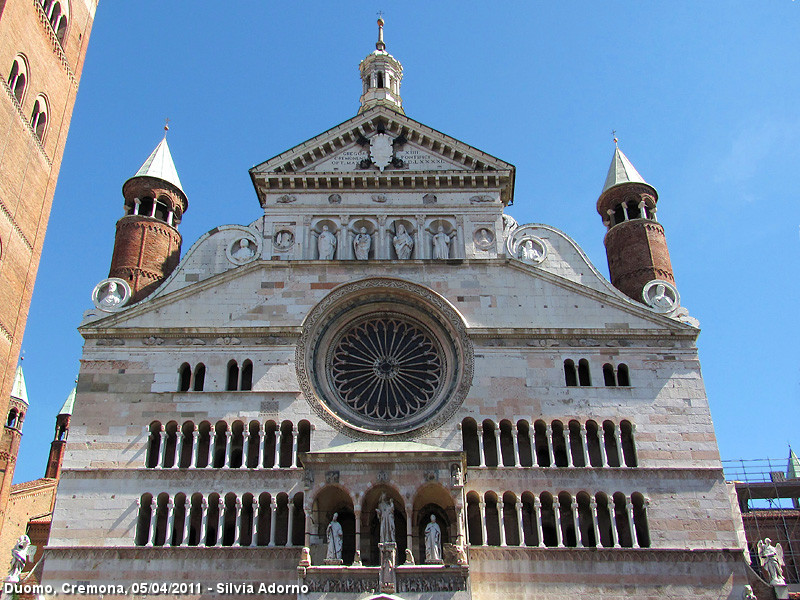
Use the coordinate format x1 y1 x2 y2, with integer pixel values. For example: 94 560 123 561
164 118 170 136
612 130 618 146
376 12 386 50
377 10 383 20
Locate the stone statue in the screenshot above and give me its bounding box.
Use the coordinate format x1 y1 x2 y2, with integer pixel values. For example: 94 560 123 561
299 546 311 567
392 224 413 260
353 227 371 260
318 225 336 260
424 515 442 563
6 535 32 583
326 513 343 561
757 538 786 585
405 548 415 565
376 493 395 543
520 239 541 262
232 238 255 261
100 282 123 308
432 226 454 259
651 284 674 311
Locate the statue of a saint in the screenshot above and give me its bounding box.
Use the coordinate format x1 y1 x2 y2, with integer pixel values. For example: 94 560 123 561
432 226 454 259
6 535 32 583
651 284 674 311
232 238 255 261
100 282 123 308
424 515 442 563
326 513 343 561
520 239 541 262
757 538 786 585
318 225 337 260
392 224 413 260
376 493 395 543
353 227 371 260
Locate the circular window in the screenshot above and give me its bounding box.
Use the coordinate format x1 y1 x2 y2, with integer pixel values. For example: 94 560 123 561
296 278 473 437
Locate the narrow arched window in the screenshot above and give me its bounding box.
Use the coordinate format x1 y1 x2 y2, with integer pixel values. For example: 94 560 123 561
632 493 650 547
178 363 191 392
564 359 577 387
48 1 69 45
193 363 205 391
241 360 253 391
7 56 28 104
376 71 384 88
603 363 616 387
617 363 630 386
226 360 239 391
30 95 49 142
578 359 591 386
135 494 153 545
613 204 626 225
6 408 18 428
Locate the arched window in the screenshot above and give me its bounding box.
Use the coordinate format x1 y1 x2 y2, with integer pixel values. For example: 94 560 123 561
578 359 591 386
564 359 577 387
603 420 621 467
603 363 616 387
533 419 550 467
461 418 480 466
376 71 384 88
503 492 520 546
481 420 498 467
466 492 483 545
241 360 253 391
226 360 239 391
6 408 18 428
7 56 28 103
296 420 312 467
178 363 191 392
568 420 585 467
613 492 633 547
163 421 178 468
146 422 162 468
631 493 650 547
135 494 153 546
517 420 533 467
558 492 576 547
539 493 558 547
617 363 630 386
613 203 626 225
499 420 515 467
212 421 228 468
43 0 69 45
193 363 206 391
551 420 568 467
483 492 501 546
620 420 637 467
30 95 48 142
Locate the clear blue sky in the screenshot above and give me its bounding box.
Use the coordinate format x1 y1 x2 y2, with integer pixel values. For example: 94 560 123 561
14 1 799 483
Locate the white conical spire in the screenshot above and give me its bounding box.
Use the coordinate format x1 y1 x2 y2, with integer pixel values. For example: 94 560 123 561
358 17 404 114
601 147 650 194
59 386 76 416
132 133 184 194
10 364 28 406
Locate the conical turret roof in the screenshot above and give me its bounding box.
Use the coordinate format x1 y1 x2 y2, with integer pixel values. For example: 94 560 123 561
789 448 800 480
601 147 651 194
10 365 28 406
130 136 184 194
59 386 76 416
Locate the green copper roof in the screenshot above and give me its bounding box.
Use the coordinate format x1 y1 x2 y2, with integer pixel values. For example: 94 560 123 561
59 386 76 416
601 147 650 194
132 136 184 194
789 448 800 479
10 365 28 406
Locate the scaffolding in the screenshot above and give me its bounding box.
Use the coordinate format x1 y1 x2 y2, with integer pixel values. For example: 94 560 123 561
723 457 800 585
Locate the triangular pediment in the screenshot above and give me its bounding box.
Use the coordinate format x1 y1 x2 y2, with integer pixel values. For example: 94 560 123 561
249 106 516 205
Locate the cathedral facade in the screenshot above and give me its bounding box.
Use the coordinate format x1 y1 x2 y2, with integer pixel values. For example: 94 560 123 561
45 20 750 599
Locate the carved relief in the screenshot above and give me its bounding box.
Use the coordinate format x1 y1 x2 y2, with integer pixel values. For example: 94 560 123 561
473 227 495 251
226 235 260 266
642 280 680 313
370 134 394 171
277 194 297 203
422 193 437 205
92 278 132 312
371 194 388 203
328 193 342 204
506 225 548 265
274 230 294 251
470 194 494 203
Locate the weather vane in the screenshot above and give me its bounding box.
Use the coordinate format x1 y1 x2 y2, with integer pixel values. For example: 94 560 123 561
612 129 618 146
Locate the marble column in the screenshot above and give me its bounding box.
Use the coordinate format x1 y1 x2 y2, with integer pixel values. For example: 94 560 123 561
545 424 556 467
286 502 295 546
257 422 266 469
627 500 639 548
565 428 573 467
406 511 413 557
190 430 199 468
147 498 158 546
512 429 521 467
268 498 277 546
157 430 167 469
629 424 638 467
477 428 486 467
533 496 544 547
200 498 209 546
609 500 620 548
571 500 582 547
478 500 487 546
493 426 502 466
589 498 601 547
498 500 507 547
174 433 184 469
241 430 250 469
580 424 590 467
616 426 626 468
273 427 282 469
234 498 243 546
251 500 261 547
515 501 525 547
224 431 233 468
206 431 214 469
354 504 362 557
553 499 563 548
165 498 175 546
215 499 225 547
290 425 299 469
182 499 191 546
456 504 466 547
599 428 609 468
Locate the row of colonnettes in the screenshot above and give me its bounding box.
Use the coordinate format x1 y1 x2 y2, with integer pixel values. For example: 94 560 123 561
145 417 637 471
135 488 650 553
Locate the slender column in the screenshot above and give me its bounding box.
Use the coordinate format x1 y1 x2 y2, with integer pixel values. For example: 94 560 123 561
580 424 590 467
147 499 158 546
206 430 214 469
498 500 507 546
616 426 626 468
515 501 525 547
609 500 620 548
638 200 647 219
406 511 413 555
621 202 629 221
571 500 582 548
251 500 261 547
477 427 486 467
256 423 266 469
234 498 243 545
533 496 544 547
182 499 191 546
589 498 601 547
529 426 536 467
565 428 573 467
354 504 362 555
157 430 167 469
414 214 424 259
545 424 556 467
378 215 386 259
626 500 639 548
286 502 295 546
190 430 199 468
629 424 638 467
167 210 174 226
150 201 157 218
173 433 184 469
553 499 563 547
133 198 141 215
224 431 233 468
303 216 312 259
215 499 225 547
241 430 250 469
304 503 313 548
290 425 299 468
273 427 282 469
478 500 487 546
165 498 175 546
268 498 277 546
511 429 521 467
456 504 465 546
599 428 609 467
200 498 209 546
493 426 502 466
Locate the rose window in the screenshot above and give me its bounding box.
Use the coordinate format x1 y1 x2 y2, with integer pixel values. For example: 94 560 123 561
329 317 444 421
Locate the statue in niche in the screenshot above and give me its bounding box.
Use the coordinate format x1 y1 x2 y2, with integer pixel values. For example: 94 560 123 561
392 224 414 260
100 281 123 308
232 238 255 261
353 227 371 260
326 513 343 561
405 548 415 565
376 493 396 543
6 535 33 583
757 538 786 585
650 284 674 311
432 226 455 259
424 515 442 563
520 239 542 262
317 225 337 260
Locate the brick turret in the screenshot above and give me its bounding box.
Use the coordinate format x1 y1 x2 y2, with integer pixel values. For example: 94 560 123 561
109 134 188 302
45 386 74 480
597 147 675 304
0 365 28 529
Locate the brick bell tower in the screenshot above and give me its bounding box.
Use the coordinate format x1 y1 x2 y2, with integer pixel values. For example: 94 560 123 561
109 130 188 302
597 146 675 303
0 365 28 529
45 385 74 480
